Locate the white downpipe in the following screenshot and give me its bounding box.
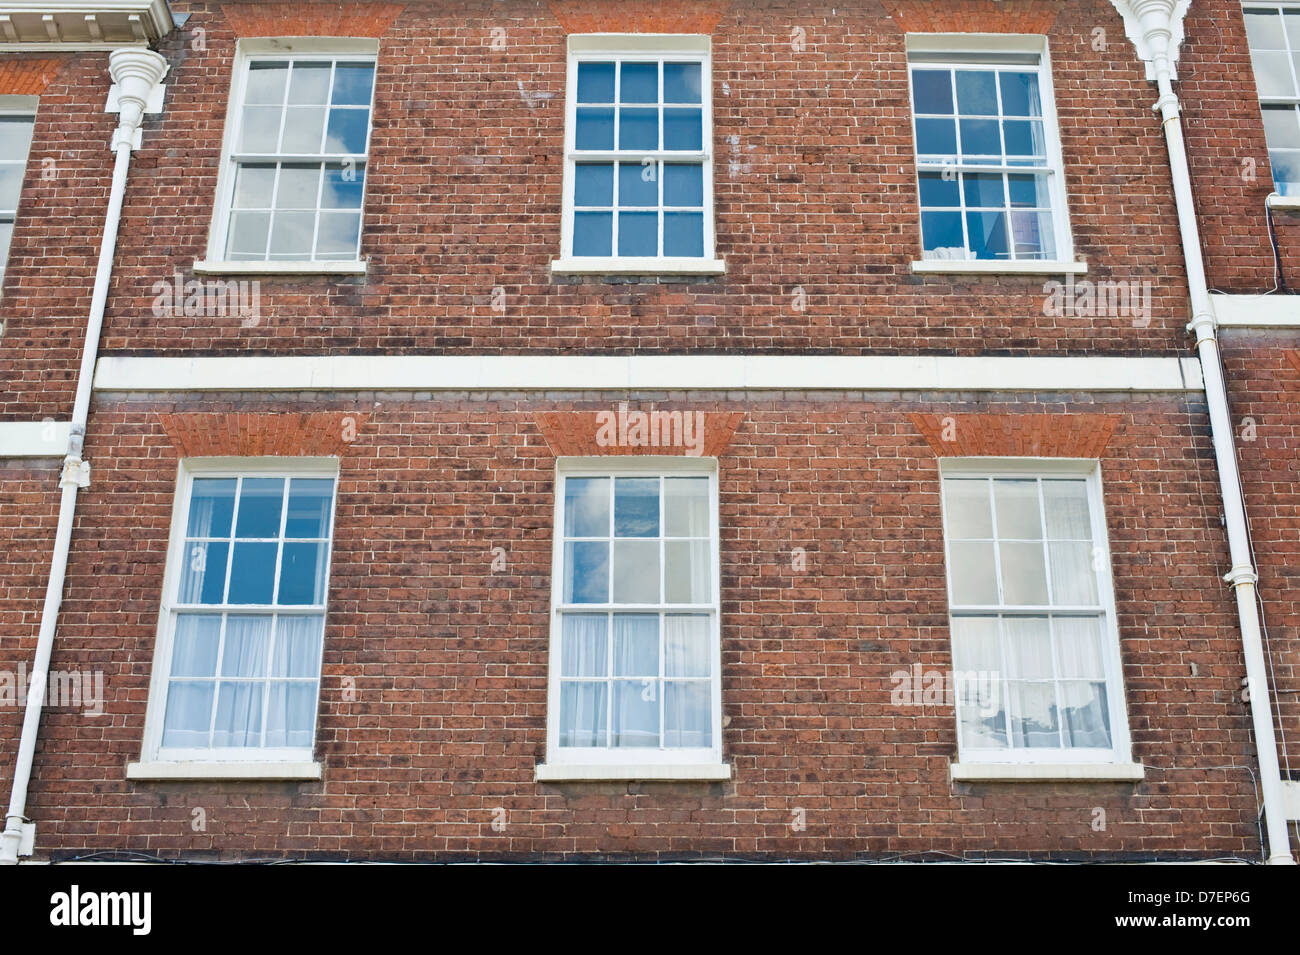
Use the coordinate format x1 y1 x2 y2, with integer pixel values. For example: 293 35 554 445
1118 0 1295 864
0 48 168 866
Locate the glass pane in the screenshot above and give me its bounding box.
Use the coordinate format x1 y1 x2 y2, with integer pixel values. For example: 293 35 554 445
664 682 710 747
239 106 282 153
325 109 369 154
170 614 222 677
1048 541 1099 605
0 117 33 162
1008 173 1052 208
999 540 1049 604
618 162 657 206
955 69 998 114
920 210 963 254
561 613 608 677
958 684 1008 750
316 212 361 257
664 614 710 677
962 172 1004 208
559 682 608 747
1245 10 1284 50
949 615 1000 675
331 63 375 106
563 541 609 603
1060 681 1111 748
275 163 321 209
618 211 657 255
619 107 659 150
245 62 288 104
1003 119 1045 160
236 478 285 537
663 163 703 206
948 541 998 604
178 540 229 604
574 163 614 206
287 62 331 105
278 541 328 605
221 614 271 677
664 62 702 103
233 163 276 208
1009 210 1054 258
918 171 960 207
285 478 334 537
1054 616 1106 679
1262 105 1300 150
665 477 709 536
227 541 278 604
994 479 1041 539
612 540 659 603
664 212 704 256
943 479 993 539
0 166 23 211
266 681 318 747
1251 51 1296 97
282 107 326 153
664 108 703 151
226 211 271 258
613 613 658 676
575 108 614 149
620 62 657 103
573 211 612 255
958 118 1001 157
911 69 953 114
1009 681 1060 748
187 478 237 537
0 221 12 269
998 71 1041 117
665 539 709 603
1003 615 1052 679
321 163 365 208
612 680 659 747
161 682 214 748
564 477 609 536
1272 150 1300 194
576 62 615 103
269 211 316 257
915 117 957 156
212 681 263 747
273 615 325 678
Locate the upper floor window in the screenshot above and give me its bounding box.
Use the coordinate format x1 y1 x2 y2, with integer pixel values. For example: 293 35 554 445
557 35 722 274
207 39 376 266
0 107 35 286
140 461 338 767
907 37 1072 264
940 461 1131 765
1244 4 1300 195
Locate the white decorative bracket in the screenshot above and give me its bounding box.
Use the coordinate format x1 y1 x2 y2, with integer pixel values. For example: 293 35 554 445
1109 0 1191 81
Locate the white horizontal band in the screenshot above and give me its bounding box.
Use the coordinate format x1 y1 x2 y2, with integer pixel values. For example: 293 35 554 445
949 762 1145 782
93 355 1205 394
0 421 71 457
1211 292 1300 328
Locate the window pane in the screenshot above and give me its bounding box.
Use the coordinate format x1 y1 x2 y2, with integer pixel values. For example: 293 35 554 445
921 210 963 254
664 614 710 677
611 680 658 747
1060 681 1110 748
178 540 229 604
285 478 335 538
612 540 659 603
911 69 953 114
561 613 608 677
245 62 288 104
955 69 998 114
664 681 711 747
943 479 993 539
613 613 658 676
617 211 657 255
564 477 609 536
574 163 614 206
325 109 369 154
316 212 362 257
212 681 263 747
915 117 956 156
563 541 609 603
1048 541 1098 604
170 614 222 677
614 478 659 536
269 211 316 257
278 541 329 605
1009 681 1059 748
958 681 1008 750
664 212 704 256
1251 50 1296 97
161 682 214 748
1054 616 1106 679
1043 481 1091 536
998 71 1041 117
993 479 1041 539
665 539 709 603
948 541 998 604
999 540 1049 604
275 163 321 208
239 106 282 152
665 477 709 536
0 165 22 211
620 62 657 103
576 62 615 103
226 211 271 258
618 162 657 206
1003 616 1052 680
232 163 276 208
0 116 33 161
188 478 237 537
1010 210 1054 258
1272 151 1300 194
962 172 1004 208
227 541 278 604
664 108 702 150
331 63 375 106
949 615 1000 674
236 478 285 537
282 107 326 153
575 107 615 150
574 211 613 255
619 107 658 150
958 117 1001 157
1262 105 1300 150
918 171 960 207
287 62 331 105
321 163 365 208
664 62 702 103
266 681 318 747
559 682 607 746
221 614 271 677
1008 172 1051 207
663 163 703 206
1003 119 1045 160
273 615 325 678
1246 10 1284 50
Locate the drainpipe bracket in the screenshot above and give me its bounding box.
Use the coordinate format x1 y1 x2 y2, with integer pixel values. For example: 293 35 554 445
110 126 142 152
60 457 89 490
1224 565 1258 588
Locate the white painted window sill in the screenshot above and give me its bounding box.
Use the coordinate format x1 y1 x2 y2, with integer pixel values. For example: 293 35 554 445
910 259 1088 276
949 761 1144 782
126 760 322 781
535 762 732 782
550 256 726 276
192 260 368 276
1267 193 1300 211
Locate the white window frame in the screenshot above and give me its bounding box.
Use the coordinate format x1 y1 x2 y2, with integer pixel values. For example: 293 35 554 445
552 34 725 276
904 34 1084 275
197 37 378 276
1242 2 1300 201
537 456 729 781
131 457 339 779
0 96 37 291
939 458 1134 770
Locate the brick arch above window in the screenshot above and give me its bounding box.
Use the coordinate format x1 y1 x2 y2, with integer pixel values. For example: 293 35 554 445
219 2 403 39
546 0 734 35
156 412 367 458
0 58 69 96
881 0 1064 35
910 413 1119 458
533 409 743 457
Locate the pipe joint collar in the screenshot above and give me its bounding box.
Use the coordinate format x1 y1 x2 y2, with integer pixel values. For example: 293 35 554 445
1225 564 1259 588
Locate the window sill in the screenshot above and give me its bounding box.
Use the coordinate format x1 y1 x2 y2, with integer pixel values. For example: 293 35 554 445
535 762 732 782
1267 193 1300 211
192 260 368 276
909 259 1088 276
949 761 1144 783
126 760 322 781
550 256 726 276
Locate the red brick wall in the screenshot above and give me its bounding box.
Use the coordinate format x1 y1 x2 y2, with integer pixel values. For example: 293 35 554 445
12 393 1266 862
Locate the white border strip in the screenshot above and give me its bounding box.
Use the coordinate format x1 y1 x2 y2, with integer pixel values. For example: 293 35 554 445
1212 293 1300 328
93 355 1205 393
0 421 71 457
